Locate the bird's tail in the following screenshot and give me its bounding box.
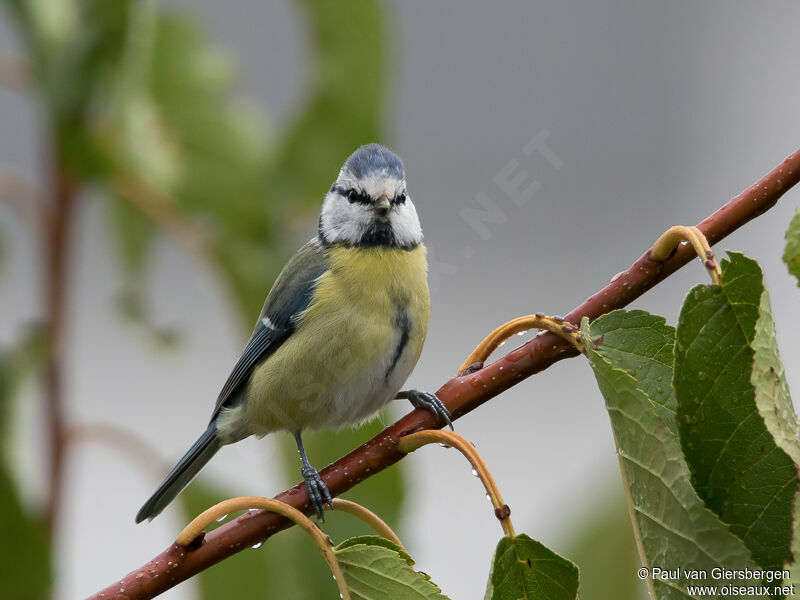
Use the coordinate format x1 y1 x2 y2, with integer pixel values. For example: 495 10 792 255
136 423 221 523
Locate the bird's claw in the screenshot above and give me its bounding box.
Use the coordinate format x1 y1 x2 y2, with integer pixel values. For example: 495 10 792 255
406 390 454 430
301 465 333 521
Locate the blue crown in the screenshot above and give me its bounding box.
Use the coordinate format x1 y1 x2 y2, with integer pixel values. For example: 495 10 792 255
343 144 405 180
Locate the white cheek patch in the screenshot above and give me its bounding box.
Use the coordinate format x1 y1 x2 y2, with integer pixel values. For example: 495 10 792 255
319 178 423 248
388 199 423 247
320 193 376 245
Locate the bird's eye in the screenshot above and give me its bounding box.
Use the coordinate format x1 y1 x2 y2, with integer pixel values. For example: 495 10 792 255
347 189 360 203
395 193 406 204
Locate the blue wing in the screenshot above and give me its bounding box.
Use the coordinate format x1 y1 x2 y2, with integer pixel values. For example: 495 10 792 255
210 239 329 421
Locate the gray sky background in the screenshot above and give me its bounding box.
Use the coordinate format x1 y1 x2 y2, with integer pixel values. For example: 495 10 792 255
2 1 800 598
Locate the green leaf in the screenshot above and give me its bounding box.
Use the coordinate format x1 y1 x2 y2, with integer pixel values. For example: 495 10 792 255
562 487 646 600
484 533 579 600
0 468 51 600
582 311 766 599
750 271 800 466
784 207 800 287
674 252 797 569
334 535 449 600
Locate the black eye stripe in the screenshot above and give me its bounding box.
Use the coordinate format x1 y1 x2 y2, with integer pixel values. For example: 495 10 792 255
347 189 371 204
330 184 407 206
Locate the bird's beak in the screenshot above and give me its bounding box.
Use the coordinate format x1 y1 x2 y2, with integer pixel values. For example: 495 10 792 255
374 196 391 216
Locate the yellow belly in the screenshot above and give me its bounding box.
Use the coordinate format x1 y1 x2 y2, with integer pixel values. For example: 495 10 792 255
245 244 430 433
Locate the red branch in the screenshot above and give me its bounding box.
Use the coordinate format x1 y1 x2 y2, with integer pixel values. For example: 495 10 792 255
91 148 800 600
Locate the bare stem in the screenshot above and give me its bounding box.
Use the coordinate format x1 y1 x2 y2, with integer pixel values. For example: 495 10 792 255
331 498 405 549
175 496 351 600
0 56 29 90
651 225 721 285
399 430 515 537
63 423 166 481
0 168 49 234
459 314 584 375
113 175 214 264
43 151 77 536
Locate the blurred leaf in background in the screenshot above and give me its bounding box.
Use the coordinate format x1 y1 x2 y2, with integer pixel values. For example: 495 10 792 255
0 468 51 600
562 486 646 600
0 324 46 467
0 325 49 600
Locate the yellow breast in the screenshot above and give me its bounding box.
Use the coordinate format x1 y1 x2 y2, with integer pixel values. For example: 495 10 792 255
301 244 431 378
316 244 430 322
245 244 430 433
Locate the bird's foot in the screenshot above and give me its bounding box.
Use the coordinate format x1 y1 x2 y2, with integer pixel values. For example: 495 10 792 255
301 465 333 521
404 389 454 430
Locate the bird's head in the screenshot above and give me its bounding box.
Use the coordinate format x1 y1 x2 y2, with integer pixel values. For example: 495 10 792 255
318 144 422 249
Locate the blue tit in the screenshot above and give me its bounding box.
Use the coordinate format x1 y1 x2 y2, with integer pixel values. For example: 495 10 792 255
136 143 451 523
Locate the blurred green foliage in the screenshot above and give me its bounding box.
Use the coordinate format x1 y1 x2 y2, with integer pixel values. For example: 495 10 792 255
563 488 646 600
0 325 49 600
0 468 51 600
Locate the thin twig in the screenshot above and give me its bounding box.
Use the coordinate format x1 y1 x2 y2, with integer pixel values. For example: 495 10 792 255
651 225 721 285
113 175 214 264
63 423 166 481
43 152 77 536
398 430 515 537
0 56 29 90
331 499 405 549
0 169 49 234
459 314 583 375
175 497 350 600
89 147 800 600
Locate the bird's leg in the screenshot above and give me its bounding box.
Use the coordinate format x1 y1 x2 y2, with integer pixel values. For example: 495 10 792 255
294 432 333 521
397 390 454 430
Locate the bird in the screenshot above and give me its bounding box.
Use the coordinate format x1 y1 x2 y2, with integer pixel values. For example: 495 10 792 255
136 143 451 523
